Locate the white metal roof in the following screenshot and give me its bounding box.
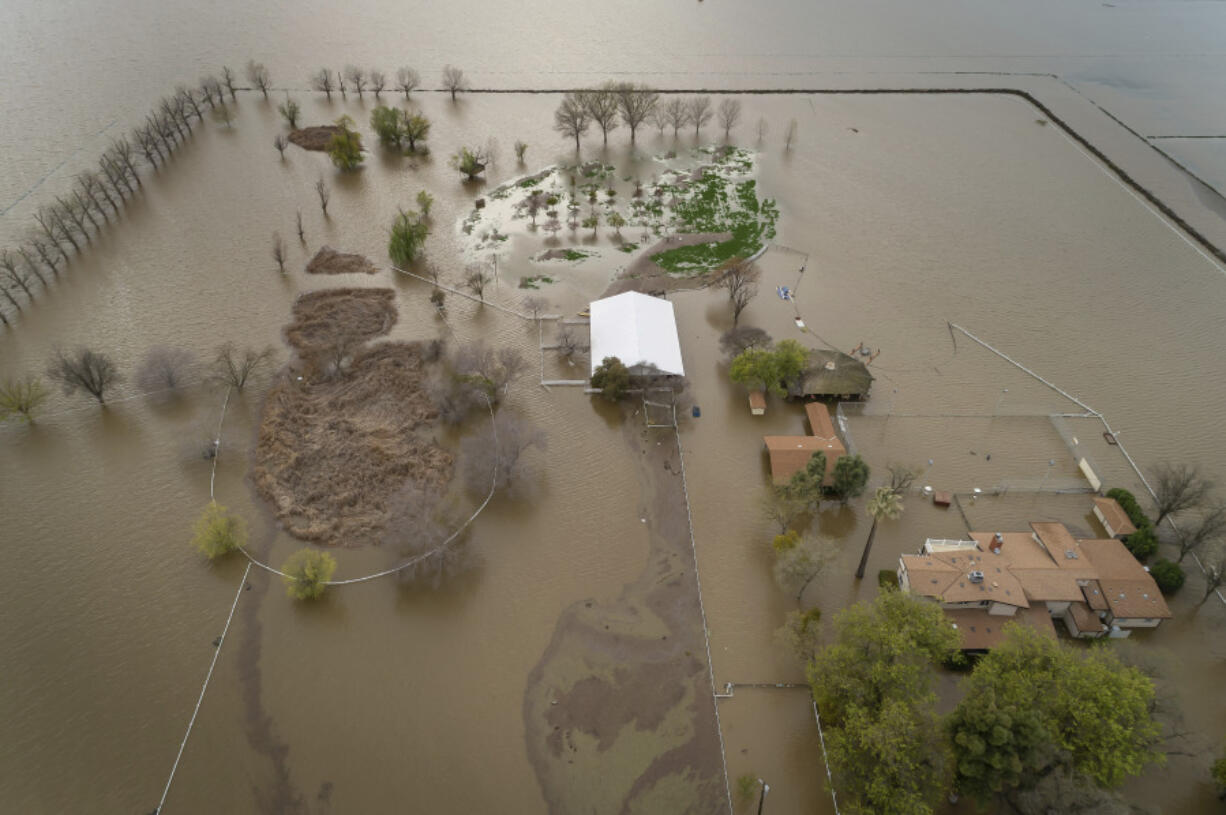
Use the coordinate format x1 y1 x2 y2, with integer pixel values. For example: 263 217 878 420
588 291 685 377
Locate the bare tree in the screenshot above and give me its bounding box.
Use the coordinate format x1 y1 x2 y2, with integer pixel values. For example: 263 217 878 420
756 117 768 144
514 140 529 163
887 463 918 496
452 341 525 402
273 134 288 157
395 66 421 98
774 533 837 606
664 98 689 137
719 260 760 326
177 86 203 121
687 96 713 137
246 60 271 99
344 65 367 98
311 68 335 99
0 250 36 301
210 343 275 391
649 105 669 136
315 178 331 215
461 412 547 500
555 325 583 362
553 93 590 150
384 482 475 589
296 210 305 243
760 486 806 534
272 233 286 274
1176 501 1226 563
718 98 742 140
720 326 772 358
1152 463 1213 525
615 82 659 143
16 245 48 286
48 348 120 404
582 86 620 144
464 267 491 302
369 69 386 99
442 65 467 101
522 295 548 320
784 118 798 150
221 66 238 101
337 69 347 98
1198 548 1226 607
135 347 197 395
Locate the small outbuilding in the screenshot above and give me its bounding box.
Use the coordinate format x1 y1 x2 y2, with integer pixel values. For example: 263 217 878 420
792 349 873 400
763 402 846 484
589 291 685 378
1092 496 1137 539
748 390 767 416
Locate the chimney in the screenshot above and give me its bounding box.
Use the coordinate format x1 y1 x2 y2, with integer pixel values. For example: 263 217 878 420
989 532 1004 554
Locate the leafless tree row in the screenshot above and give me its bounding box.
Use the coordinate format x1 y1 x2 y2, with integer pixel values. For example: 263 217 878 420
310 65 466 101
0 68 256 325
554 85 753 150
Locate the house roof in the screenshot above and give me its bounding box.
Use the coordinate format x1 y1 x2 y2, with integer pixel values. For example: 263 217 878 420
1094 497 1137 536
1078 539 1173 619
1081 579 1110 611
1067 601 1108 635
944 605 1056 651
900 547 1030 607
795 349 874 397
764 435 845 484
748 390 767 410
805 402 838 439
588 291 684 377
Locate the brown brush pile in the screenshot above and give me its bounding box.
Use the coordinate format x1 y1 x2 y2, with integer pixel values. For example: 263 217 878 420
254 288 452 547
288 125 364 152
305 246 379 276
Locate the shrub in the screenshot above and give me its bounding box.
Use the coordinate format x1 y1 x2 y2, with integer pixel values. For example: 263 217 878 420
773 530 800 552
388 209 428 266
191 502 246 559
1123 525 1158 563
1149 558 1185 595
282 549 338 600
327 116 364 170
1106 487 1153 530
878 569 899 592
735 774 759 805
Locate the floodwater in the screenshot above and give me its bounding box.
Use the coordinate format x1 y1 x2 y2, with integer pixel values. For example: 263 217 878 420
3 3 1226 813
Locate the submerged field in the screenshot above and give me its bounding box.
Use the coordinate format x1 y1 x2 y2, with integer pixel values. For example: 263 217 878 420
1 89 1226 813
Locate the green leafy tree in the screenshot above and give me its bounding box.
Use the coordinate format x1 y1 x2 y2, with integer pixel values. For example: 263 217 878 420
388 208 428 266
416 189 434 217
783 450 826 512
191 502 246 559
370 105 404 149
856 485 903 579
282 549 337 600
948 624 1162 806
1149 558 1185 594
775 606 823 663
729 347 781 396
1213 754 1226 799
278 97 301 129
607 211 626 236
809 591 960 815
591 356 630 401
0 376 49 423
327 115 364 170
773 339 809 393
829 454 870 504
403 112 430 152
449 146 487 180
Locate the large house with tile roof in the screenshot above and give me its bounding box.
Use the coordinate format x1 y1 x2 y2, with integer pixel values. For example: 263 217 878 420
897 518 1171 651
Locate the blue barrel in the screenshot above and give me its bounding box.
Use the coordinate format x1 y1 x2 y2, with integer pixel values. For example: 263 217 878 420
691 405 701 418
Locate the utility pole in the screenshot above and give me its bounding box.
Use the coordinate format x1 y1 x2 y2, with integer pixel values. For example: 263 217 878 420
756 778 770 815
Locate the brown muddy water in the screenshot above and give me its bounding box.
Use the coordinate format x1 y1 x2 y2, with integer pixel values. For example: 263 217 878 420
3 85 1226 815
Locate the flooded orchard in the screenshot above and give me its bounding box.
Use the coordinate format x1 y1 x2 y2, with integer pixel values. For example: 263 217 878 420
3 82 1226 815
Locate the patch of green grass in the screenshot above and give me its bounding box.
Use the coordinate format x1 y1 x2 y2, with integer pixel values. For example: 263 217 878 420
618 243 639 254
518 274 555 289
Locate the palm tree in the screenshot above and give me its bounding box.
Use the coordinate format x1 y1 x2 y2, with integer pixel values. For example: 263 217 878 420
856 486 904 579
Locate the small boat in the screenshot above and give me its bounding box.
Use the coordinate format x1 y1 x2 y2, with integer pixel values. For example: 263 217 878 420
1103 432 1118 446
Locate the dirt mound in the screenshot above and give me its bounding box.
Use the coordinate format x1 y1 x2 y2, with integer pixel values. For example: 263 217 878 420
255 288 452 547
255 340 450 547
305 246 378 276
284 288 397 356
288 125 363 152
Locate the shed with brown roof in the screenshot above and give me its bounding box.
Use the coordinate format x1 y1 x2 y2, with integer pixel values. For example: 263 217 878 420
1093 496 1137 539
